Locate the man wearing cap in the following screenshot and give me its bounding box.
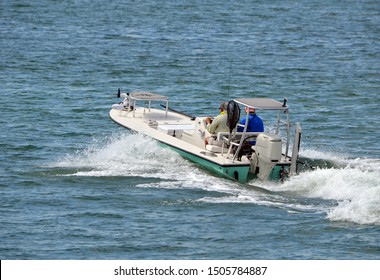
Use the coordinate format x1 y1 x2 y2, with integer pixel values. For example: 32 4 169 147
205 101 229 146
238 107 264 133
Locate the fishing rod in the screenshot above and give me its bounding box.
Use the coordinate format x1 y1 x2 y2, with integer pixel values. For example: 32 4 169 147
226 59 233 101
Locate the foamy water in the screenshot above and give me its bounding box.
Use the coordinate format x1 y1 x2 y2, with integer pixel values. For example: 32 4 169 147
54 132 380 226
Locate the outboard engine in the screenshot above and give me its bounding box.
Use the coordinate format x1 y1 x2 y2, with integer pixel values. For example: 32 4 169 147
252 133 282 181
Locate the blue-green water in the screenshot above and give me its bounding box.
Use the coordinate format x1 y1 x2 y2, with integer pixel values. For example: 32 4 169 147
1 0 379 259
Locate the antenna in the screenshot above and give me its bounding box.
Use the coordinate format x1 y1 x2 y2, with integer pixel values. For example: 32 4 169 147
226 59 233 101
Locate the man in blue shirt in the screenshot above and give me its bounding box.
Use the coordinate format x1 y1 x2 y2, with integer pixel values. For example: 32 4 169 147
237 108 264 133
237 107 264 145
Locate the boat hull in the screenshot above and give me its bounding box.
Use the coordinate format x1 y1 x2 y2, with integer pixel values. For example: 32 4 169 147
167 144 251 183
109 108 252 183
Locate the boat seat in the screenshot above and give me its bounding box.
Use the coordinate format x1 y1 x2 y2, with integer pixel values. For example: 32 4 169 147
205 145 224 153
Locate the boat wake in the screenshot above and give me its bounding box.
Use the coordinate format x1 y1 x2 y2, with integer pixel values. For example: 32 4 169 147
52 132 380 226
263 150 380 226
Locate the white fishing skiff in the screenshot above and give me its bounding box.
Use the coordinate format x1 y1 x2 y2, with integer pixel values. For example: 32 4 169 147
110 90 302 183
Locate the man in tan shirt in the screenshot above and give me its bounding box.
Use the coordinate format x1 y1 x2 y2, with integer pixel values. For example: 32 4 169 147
205 101 229 146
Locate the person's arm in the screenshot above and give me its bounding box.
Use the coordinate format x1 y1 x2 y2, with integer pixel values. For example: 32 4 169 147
207 115 220 134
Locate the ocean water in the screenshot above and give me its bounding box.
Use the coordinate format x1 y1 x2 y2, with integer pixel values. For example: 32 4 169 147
0 0 379 259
